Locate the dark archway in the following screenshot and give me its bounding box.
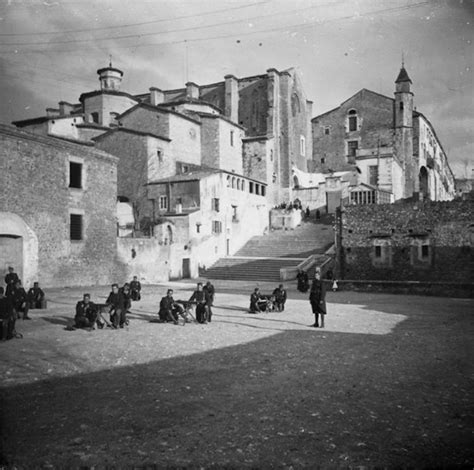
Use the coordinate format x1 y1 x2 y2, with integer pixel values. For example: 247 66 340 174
419 166 429 200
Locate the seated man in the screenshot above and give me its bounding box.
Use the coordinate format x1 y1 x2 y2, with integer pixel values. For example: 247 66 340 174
158 289 183 324
75 294 102 329
249 287 267 313
0 287 16 341
11 280 31 320
272 284 287 312
189 282 211 324
120 283 132 313
130 276 142 301
27 282 47 309
106 284 126 329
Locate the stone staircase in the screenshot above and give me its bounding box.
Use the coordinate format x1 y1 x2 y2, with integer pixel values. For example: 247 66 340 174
200 220 334 282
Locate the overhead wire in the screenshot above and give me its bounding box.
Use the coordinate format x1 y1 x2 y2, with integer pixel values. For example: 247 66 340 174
0 0 430 53
0 1 268 36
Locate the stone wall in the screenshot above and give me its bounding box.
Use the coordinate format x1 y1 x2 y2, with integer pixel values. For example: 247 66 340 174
0 125 119 288
337 200 474 282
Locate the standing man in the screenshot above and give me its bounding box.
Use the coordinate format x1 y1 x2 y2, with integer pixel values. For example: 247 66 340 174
130 276 142 301
27 282 47 309
106 284 126 328
203 281 215 322
5 267 19 298
0 287 15 340
272 284 287 312
309 270 327 328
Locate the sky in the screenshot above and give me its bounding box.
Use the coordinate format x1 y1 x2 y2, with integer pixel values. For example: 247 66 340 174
0 0 472 178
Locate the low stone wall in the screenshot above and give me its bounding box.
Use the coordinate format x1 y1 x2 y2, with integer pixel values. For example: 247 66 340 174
333 280 474 298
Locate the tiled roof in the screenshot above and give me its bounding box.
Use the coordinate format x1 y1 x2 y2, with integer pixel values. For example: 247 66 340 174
395 66 412 83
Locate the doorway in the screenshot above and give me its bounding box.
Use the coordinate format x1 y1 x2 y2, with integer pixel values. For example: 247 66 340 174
182 258 191 278
0 235 23 281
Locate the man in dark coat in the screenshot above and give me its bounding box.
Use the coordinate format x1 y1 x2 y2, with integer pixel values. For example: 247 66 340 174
249 287 267 313
106 284 126 328
11 280 31 320
203 281 215 322
130 276 141 301
120 283 132 313
4 266 19 289
75 294 101 329
309 270 327 328
0 287 16 340
158 289 182 324
27 282 47 309
272 284 287 312
189 282 211 323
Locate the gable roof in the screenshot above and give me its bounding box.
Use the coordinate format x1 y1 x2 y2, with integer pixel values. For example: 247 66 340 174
117 102 201 125
92 127 170 142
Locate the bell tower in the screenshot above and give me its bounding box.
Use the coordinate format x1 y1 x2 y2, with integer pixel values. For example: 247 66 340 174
394 63 414 199
97 59 123 91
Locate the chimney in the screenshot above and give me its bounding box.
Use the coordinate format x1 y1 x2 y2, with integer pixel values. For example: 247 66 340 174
58 101 74 116
149 87 164 106
224 74 239 122
186 82 200 100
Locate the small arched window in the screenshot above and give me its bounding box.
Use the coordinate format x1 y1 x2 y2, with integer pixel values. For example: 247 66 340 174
348 109 357 132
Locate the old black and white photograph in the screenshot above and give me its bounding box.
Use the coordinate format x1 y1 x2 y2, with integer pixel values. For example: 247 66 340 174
0 0 473 467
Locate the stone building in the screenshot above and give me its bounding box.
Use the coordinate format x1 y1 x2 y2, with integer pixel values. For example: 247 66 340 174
335 200 473 282
11 63 314 277
0 124 119 288
311 66 455 202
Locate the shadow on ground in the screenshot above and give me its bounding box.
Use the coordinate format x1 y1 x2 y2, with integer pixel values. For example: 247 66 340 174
1 296 473 468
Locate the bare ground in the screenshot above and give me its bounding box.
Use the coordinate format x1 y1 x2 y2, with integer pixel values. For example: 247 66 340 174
0 282 473 468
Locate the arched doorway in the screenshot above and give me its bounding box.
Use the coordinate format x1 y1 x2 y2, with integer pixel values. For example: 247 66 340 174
419 166 429 200
0 212 38 286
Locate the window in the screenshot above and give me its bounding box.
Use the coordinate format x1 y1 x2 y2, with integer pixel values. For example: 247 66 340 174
261 186 266 197
212 198 220 212
270 150 273 162
372 240 392 267
196 223 201 233
212 221 222 234
369 165 378 187
399 101 404 111
300 136 306 157
181 165 189 174
69 162 82 189
70 214 83 241
421 244 429 258
249 182 254 194
347 140 358 157
321 157 325 164
157 150 163 162
348 109 357 131
232 205 238 223
291 93 300 116
159 196 168 210
230 130 234 147
324 127 330 135
90 112 99 124
375 246 382 258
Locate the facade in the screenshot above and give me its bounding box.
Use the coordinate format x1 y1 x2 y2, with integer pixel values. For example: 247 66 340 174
147 169 269 274
335 200 473 282
0 124 119 287
311 66 455 202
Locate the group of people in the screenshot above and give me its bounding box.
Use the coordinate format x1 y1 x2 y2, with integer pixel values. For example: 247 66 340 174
249 284 287 313
74 276 142 330
0 266 47 340
158 281 215 325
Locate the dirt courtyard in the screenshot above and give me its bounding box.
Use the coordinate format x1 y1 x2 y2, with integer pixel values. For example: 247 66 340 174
1 281 473 468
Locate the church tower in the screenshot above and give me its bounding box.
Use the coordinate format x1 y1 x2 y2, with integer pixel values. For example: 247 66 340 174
97 60 123 91
394 64 414 199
